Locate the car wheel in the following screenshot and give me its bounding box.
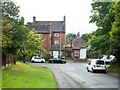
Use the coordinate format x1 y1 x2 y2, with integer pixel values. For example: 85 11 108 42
41 61 44 63
92 68 95 73
52 60 53 63
87 67 89 72
104 70 107 73
62 62 65 64
31 61 34 63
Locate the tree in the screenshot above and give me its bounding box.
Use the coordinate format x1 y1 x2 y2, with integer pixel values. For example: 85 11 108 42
2 19 14 65
88 2 115 56
16 30 45 63
1 1 20 21
1 0 20 65
81 33 88 42
109 1 120 62
66 33 76 44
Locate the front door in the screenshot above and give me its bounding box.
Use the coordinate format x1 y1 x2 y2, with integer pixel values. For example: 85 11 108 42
53 51 59 58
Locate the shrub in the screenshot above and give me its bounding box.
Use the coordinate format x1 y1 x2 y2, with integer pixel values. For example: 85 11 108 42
58 55 65 59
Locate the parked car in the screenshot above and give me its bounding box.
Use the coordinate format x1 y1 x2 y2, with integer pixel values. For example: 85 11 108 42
87 59 106 73
49 58 66 64
101 55 115 68
31 56 45 63
104 61 111 68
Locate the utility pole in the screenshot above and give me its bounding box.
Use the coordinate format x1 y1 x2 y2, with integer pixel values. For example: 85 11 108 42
50 23 52 45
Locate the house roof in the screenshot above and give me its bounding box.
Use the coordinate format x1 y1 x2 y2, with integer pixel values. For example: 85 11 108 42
27 23 50 34
72 37 86 49
27 21 65 33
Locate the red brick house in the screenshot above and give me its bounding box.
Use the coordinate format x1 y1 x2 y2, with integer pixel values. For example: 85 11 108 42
65 32 86 60
27 16 66 58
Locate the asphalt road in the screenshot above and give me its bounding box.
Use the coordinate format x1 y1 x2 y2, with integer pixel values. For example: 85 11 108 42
29 62 119 90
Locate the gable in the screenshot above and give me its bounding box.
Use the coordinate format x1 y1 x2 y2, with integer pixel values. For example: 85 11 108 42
72 37 86 49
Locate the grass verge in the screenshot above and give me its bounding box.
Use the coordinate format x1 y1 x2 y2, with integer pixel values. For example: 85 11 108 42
107 63 119 74
86 58 94 62
0 71 2 89
2 62 57 88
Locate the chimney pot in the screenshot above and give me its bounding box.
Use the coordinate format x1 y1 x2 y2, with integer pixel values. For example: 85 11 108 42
77 32 80 37
33 16 36 22
63 16 66 22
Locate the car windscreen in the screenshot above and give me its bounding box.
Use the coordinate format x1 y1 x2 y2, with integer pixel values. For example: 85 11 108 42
34 57 40 59
96 60 104 64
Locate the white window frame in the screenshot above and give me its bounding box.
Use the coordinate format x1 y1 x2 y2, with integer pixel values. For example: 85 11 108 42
74 51 79 56
54 33 59 37
54 40 59 45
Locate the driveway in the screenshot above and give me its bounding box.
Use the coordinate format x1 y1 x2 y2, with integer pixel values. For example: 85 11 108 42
30 62 119 89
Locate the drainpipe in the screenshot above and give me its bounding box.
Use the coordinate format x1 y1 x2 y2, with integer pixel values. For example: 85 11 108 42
60 32 61 56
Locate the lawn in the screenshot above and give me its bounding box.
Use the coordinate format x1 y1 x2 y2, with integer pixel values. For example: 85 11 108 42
107 63 119 74
86 58 94 62
2 62 57 88
0 71 2 89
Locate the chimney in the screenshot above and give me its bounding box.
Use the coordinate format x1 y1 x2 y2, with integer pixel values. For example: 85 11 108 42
63 16 66 31
63 15 66 44
77 32 80 37
33 16 36 22
63 15 66 22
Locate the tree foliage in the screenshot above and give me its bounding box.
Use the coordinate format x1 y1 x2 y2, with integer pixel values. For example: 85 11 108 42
81 33 88 42
88 1 120 61
88 2 114 55
1 1 46 64
1 1 20 21
109 1 120 62
66 33 76 44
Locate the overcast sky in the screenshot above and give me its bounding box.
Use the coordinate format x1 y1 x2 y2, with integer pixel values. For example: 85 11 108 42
12 0 97 36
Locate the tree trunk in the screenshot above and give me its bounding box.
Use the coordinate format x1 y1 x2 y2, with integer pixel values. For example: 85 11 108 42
23 54 26 63
13 55 16 65
2 54 6 67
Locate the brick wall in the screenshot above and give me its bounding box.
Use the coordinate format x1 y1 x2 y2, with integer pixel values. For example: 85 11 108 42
41 33 50 52
74 50 80 60
51 32 65 45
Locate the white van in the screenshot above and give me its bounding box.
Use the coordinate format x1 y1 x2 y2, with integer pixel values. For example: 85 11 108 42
87 59 106 73
101 55 115 67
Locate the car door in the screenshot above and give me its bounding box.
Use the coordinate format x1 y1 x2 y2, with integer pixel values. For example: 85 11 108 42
35 57 40 62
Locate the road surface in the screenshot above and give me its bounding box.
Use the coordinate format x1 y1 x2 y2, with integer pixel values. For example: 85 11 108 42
30 62 119 90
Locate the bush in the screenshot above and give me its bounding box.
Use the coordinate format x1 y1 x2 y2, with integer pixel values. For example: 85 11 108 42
44 53 52 61
58 55 65 59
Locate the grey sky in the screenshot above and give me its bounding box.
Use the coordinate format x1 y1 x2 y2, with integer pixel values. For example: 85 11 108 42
12 0 97 36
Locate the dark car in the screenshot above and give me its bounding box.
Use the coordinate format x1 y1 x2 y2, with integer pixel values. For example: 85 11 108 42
49 58 66 64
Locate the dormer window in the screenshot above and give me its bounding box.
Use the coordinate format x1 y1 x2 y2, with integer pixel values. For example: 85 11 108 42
54 33 59 37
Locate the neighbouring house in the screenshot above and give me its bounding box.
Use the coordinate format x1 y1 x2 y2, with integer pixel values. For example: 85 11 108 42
65 32 86 60
27 16 66 58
